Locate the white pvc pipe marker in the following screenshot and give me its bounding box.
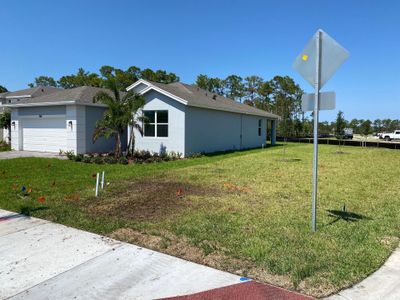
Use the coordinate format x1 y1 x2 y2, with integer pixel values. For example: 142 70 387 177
101 171 105 189
95 173 100 197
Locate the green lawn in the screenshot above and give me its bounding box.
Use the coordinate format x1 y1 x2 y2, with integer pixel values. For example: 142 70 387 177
0 143 399 297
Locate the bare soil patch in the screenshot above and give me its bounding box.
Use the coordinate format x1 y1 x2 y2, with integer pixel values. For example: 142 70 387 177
83 179 227 222
334 151 350 155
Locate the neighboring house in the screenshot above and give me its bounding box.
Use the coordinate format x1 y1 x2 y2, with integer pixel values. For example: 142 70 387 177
127 79 279 157
5 86 123 154
0 87 60 143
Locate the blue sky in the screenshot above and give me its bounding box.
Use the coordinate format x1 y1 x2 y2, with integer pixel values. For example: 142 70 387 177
1 0 399 121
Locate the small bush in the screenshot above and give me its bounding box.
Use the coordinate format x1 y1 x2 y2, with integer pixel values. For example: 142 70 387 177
74 154 84 162
0 143 11 152
82 156 92 163
104 156 118 164
118 157 129 165
188 152 203 158
93 156 104 164
64 150 76 160
169 151 178 160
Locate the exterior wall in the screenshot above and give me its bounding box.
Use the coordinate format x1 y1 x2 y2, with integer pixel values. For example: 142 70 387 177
85 106 122 153
11 106 67 151
271 119 277 145
18 106 65 116
10 109 20 150
241 115 267 148
132 90 185 155
66 105 85 154
185 106 267 156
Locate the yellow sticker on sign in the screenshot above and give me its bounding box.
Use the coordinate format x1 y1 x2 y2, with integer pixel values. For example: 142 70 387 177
302 54 309 61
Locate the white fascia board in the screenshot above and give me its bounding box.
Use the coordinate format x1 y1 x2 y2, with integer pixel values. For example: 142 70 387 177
3 101 76 108
4 101 108 108
139 85 188 105
5 95 32 99
125 79 151 91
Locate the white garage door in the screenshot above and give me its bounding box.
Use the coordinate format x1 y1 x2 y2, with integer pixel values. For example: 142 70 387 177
21 117 67 152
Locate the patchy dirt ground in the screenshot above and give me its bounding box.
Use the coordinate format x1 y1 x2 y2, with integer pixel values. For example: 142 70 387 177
109 227 341 297
82 179 232 222
109 227 295 292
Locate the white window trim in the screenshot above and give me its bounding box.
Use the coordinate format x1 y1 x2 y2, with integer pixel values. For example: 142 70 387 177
143 110 169 138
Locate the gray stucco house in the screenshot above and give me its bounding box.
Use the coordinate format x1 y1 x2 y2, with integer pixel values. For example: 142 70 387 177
0 87 60 143
127 79 279 157
5 86 120 154
4 80 279 156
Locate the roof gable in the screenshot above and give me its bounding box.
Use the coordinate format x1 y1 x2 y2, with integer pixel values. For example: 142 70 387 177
127 79 188 105
127 79 279 119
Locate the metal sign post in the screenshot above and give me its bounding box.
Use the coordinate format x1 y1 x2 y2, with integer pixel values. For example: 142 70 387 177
293 29 349 232
311 30 322 232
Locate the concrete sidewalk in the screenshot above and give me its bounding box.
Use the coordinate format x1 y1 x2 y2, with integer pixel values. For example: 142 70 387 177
0 209 241 300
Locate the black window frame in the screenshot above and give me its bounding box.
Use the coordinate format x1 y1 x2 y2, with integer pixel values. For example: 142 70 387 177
143 110 169 138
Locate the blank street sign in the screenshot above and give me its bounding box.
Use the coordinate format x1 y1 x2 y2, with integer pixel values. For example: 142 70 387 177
301 92 336 112
293 30 349 88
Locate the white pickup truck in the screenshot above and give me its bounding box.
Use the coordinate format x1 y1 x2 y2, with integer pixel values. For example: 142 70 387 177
381 130 400 141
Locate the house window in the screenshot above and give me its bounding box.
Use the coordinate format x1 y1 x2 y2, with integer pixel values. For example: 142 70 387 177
258 119 262 136
143 110 168 137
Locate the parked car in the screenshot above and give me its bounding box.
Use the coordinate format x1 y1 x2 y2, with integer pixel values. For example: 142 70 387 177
381 130 400 141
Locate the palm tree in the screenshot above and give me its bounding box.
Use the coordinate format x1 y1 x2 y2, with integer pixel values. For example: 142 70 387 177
93 79 145 158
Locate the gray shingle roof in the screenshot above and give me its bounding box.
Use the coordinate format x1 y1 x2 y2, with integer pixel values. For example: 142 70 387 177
5 86 114 106
147 81 279 119
0 86 61 99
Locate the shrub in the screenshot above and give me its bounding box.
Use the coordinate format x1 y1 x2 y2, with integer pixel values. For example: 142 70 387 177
104 156 118 164
92 156 104 164
118 157 129 165
64 150 76 160
140 150 152 160
0 142 11 152
169 151 178 160
188 152 203 158
82 156 92 163
74 154 83 162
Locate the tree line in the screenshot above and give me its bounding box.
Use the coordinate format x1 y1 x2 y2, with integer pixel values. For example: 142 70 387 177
195 74 304 137
2 67 399 138
326 113 400 137
27 66 180 90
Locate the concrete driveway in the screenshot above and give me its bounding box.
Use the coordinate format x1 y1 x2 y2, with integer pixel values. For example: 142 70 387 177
0 151 65 160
